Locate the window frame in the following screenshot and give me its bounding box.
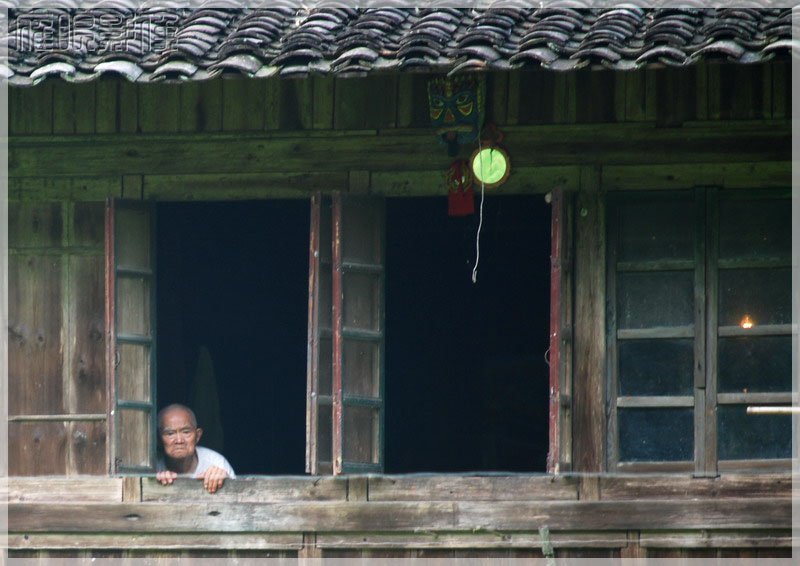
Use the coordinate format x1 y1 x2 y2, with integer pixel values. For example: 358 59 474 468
606 187 792 474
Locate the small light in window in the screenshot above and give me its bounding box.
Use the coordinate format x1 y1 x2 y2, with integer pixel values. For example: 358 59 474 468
740 315 754 329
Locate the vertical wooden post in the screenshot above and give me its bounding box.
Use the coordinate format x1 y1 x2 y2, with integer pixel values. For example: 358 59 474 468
572 166 606 473
547 189 564 473
306 194 321 474
331 191 344 475
104 199 116 474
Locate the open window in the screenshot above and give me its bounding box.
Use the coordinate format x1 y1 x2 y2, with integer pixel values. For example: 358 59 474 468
607 188 792 473
308 192 556 474
105 199 157 473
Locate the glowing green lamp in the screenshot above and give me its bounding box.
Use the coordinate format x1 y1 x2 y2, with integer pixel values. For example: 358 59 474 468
470 145 510 188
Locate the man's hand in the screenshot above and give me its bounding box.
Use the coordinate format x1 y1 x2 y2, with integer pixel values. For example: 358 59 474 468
156 470 178 485
196 466 229 493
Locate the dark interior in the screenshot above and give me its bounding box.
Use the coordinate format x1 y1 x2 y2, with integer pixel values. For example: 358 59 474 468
157 195 551 475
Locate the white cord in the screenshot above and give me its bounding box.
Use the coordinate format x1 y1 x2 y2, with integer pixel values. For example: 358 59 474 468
471 138 486 284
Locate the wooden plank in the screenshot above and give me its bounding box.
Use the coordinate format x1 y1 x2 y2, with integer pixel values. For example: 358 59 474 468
144 172 349 200
368 475 578 501
9 122 789 178
695 63 708 120
600 473 791 500
613 72 626 122
118 81 138 133
316 531 626 549
491 72 508 124
8 202 63 248
9 499 790 533
9 254 64 415
772 61 789 119
179 80 223 133
139 83 179 133
372 166 580 197
572 168 605 473
141 477 348 503
279 78 314 131
576 70 615 123
639 530 793 548
602 161 791 191
8 421 68 475
72 201 105 248
707 64 721 121
52 81 77 134
10 83 53 135
9 533 304 550
223 78 265 131
624 70 647 121
334 78 364 130
507 71 521 125
122 174 142 200
122 477 142 503
69 255 105 413
395 75 414 128
264 76 281 130
9 177 120 202
644 69 657 121
95 79 118 134
313 76 335 130
67 420 107 475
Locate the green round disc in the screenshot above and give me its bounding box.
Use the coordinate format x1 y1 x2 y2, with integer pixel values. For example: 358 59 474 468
471 147 508 185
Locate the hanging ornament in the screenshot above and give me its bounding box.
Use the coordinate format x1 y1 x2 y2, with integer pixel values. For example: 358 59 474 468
446 159 475 216
427 75 486 156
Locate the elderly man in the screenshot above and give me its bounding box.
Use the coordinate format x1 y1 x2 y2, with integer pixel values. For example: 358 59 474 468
156 403 235 493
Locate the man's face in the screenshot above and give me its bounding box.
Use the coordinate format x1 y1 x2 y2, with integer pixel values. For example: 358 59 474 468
159 409 202 460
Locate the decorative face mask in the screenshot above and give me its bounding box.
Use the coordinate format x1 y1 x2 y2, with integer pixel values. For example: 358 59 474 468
428 74 486 156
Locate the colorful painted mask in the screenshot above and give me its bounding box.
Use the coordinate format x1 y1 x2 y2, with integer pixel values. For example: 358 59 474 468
428 74 486 156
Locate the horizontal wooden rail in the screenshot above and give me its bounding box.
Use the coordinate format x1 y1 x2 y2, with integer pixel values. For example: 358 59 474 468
7 498 790 533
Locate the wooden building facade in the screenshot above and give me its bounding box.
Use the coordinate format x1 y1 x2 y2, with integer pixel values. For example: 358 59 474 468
7 52 793 559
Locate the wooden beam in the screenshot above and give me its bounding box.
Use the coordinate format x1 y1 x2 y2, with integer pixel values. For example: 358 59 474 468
141 477 347 503
372 166 580 197
143 172 349 201
368 475 578 501
316 531 628 549
602 161 790 191
8 533 304 550
9 176 120 202
9 122 789 178
599 473 792 500
8 498 790 533
4 477 122 503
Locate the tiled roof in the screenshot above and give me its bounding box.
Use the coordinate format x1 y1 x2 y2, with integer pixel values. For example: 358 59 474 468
3 3 795 85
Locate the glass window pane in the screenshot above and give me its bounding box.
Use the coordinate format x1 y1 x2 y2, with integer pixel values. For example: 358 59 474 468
318 337 332 397
719 199 791 261
118 408 151 468
343 405 379 464
718 268 791 327
116 276 151 336
619 408 693 462
718 405 791 460
618 200 694 262
617 271 694 329
343 272 381 331
718 336 791 393
117 343 151 402
619 339 693 396
344 340 380 398
317 403 332 463
116 208 150 270
343 201 382 264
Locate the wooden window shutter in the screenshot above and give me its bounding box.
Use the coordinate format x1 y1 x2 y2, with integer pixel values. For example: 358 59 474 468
307 192 385 475
105 198 157 474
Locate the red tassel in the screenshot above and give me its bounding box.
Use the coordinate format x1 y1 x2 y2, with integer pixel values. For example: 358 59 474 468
446 159 475 216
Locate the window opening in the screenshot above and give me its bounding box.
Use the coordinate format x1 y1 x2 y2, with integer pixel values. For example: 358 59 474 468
384 195 551 472
156 201 309 475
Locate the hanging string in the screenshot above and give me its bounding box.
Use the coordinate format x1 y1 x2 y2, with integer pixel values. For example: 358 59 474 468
471 135 486 284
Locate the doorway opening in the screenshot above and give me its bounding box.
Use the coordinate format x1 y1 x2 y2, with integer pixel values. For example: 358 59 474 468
157 200 309 475
385 195 551 473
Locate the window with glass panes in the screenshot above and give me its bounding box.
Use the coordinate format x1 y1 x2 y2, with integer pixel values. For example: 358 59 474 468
607 188 791 473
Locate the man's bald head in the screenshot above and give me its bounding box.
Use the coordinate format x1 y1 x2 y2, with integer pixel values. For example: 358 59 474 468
157 403 198 431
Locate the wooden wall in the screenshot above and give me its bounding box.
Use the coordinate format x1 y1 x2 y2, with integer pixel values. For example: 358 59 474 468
8 200 107 475
6 474 793 558
6 59 793 556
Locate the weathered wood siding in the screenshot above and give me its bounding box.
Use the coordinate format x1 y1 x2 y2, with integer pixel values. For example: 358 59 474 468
6 62 793 556
6 475 792 558
9 200 108 475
